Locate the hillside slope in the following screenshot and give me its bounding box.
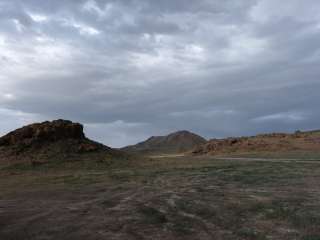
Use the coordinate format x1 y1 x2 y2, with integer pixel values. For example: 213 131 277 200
0 119 126 166
122 130 207 155
192 130 320 155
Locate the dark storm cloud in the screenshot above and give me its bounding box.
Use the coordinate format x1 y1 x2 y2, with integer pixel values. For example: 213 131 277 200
0 0 319 147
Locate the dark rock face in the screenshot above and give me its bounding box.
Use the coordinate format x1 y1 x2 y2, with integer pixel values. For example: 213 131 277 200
0 120 116 165
0 120 85 147
0 120 127 165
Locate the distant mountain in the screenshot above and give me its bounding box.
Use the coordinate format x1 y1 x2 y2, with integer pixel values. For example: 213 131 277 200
122 130 207 155
192 130 320 155
0 119 126 166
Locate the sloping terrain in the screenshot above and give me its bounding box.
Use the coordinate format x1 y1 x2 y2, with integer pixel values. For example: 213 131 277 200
122 130 207 155
0 119 126 166
192 130 320 155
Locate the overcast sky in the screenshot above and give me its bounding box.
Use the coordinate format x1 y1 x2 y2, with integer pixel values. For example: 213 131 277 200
0 0 320 147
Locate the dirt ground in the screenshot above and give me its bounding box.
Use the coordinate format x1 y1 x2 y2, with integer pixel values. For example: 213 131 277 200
1 156 320 240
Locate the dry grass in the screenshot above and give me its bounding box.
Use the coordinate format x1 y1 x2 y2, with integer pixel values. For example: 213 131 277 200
1 155 320 239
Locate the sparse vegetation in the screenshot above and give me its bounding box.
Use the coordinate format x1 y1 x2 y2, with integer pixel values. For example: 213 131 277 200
1 121 320 239
1 155 320 239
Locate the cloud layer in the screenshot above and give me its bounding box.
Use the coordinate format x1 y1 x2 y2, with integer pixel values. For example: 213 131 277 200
0 0 320 147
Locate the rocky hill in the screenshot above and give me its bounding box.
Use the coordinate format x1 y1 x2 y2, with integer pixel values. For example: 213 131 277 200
192 130 320 155
122 130 207 155
0 119 125 166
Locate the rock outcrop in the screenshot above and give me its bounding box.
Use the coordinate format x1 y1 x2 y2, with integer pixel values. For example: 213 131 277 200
0 120 85 147
192 130 320 155
0 120 125 165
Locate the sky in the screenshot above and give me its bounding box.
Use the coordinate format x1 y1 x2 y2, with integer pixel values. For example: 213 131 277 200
0 0 320 147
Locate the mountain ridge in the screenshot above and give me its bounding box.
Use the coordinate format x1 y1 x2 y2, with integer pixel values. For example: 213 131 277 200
122 130 207 155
